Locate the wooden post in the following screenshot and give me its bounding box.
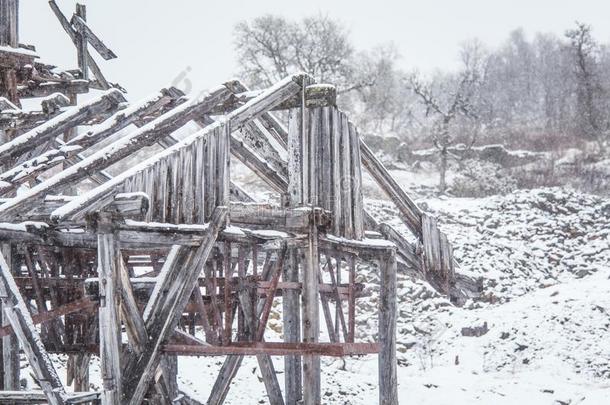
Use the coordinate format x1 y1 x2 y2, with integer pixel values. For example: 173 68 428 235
96 212 122 405
0 0 20 106
75 4 88 81
0 244 18 392
282 250 302 405
378 250 398 405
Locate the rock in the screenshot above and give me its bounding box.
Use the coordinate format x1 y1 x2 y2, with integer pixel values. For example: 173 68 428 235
461 321 489 337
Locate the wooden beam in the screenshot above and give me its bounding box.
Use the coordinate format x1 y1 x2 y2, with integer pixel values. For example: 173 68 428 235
48 0 111 89
71 14 117 60
163 342 379 357
17 80 90 99
49 75 304 222
378 250 398 405
96 212 122 405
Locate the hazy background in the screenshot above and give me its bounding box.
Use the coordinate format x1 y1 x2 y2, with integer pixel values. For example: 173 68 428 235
19 0 610 100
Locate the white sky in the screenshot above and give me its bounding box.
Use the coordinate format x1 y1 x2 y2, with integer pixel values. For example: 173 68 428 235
18 0 610 100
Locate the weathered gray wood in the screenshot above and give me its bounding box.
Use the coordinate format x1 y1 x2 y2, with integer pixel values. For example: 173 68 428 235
0 391 98 404
118 258 147 354
17 80 90 99
349 122 364 239
0 0 20 104
302 212 321 405
0 252 67 405
287 108 303 206
0 89 126 165
96 212 122 405
282 250 302 405
0 86 230 221
0 243 18 392
122 207 228 405
359 139 423 237
50 75 304 222
339 113 353 238
378 250 398 405
48 0 110 89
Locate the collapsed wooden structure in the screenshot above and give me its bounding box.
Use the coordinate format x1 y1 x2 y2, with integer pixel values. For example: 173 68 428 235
0 1 478 404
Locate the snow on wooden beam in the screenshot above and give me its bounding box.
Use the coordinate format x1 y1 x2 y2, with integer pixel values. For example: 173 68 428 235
0 88 126 165
163 342 379 357
17 79 90 99
0 391 99 404
0 86 230 221
359 139 423 237
0 89 181 196
49 74 305 222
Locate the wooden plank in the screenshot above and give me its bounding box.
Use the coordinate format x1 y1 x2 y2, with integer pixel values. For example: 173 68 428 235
359 139 423 237
96 212 122 405
340 112 353 238
349 122 365 239
378 250 398 405
48 0 111 89
71 14 117 60
287 108 303 206
164 342 379 357
0 243 18 391
74 4 88 80
302 210 321 405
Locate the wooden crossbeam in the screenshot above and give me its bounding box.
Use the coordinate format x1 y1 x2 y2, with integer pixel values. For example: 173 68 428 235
70 15 117 60
163 342 380 357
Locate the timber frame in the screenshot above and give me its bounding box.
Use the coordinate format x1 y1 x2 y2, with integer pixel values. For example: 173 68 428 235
0 2 479 404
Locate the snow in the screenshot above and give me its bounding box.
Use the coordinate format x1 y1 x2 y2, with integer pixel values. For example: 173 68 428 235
0 44 39 58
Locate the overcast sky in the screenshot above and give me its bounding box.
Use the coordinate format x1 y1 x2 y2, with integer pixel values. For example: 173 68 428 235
18 0 610 101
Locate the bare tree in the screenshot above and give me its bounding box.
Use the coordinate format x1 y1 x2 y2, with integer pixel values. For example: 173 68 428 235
234 14 394 96
408 42 486 193
565 22 608 152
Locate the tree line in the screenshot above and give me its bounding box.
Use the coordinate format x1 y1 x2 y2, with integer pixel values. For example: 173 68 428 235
234 15 610 192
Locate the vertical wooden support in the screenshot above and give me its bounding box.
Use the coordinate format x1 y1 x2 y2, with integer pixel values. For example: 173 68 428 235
378 250 398 405
96 212 122 405
75 4 88 80
302 216 321 405
0 0 19 106
282 250 302 405
0 244 18 391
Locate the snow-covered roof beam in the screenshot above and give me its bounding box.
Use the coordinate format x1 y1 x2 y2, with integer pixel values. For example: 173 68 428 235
51 73 308 222
0 88 126 165
0 85 232 221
